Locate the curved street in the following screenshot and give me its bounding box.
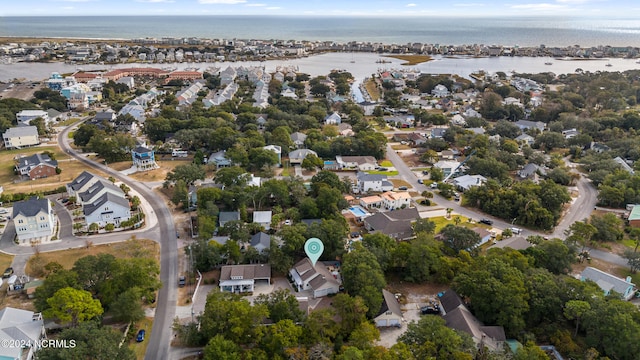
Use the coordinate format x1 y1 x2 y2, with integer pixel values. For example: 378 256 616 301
0 119 177 360
385 144 627 266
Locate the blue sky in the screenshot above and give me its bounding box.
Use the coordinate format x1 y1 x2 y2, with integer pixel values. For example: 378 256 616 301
0 0 637 17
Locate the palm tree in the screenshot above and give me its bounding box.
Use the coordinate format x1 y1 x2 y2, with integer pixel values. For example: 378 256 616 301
446 208 453 219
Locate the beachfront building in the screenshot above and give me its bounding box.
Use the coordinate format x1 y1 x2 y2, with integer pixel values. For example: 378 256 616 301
131 145 158 171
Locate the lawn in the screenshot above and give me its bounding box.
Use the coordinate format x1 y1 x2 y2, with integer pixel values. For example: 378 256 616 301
25 239 159 277
389 179 412 188
367 170 399 176
429 215 473 233
384 54 433 65
391 144 411 150
379 160 393 167
0 146 112 194
363 78 381 101
0 252 14 276
129 317 153 360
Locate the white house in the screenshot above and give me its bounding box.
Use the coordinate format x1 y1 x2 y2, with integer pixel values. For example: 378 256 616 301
433 160 461 178
78 179 125 206
356 172 394 193
380 191 412 210
66 171 100 197
324 112 342 125
263 145 282 165
252 211 272 231
219 264 271 293
289 258 341 298
374 289 403 328
0 308 46 360
288 149 317 164
336 156 378 171
83 192 131 228
3 126 39 149
12 197 55 244
16 110 49 126
432 84 450 97
452 175 487 191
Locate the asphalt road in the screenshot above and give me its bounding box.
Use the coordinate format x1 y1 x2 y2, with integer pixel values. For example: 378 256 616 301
386 144 626 266
57 120 177 360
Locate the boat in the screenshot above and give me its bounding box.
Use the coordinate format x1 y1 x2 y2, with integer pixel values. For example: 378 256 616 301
605 63 612 67
544 62 553 65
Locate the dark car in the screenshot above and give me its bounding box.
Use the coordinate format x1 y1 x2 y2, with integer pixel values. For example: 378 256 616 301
179 276 186 287
2 267 13 278
421 305 440 315
480 219 493 226
136 329 145 342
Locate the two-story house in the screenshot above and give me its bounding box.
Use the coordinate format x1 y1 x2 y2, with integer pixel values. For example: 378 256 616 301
3 126 39 149
15 153 58 180
356 172 394 193
12 197 55 243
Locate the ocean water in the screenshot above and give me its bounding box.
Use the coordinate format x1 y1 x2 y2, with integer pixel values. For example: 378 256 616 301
1 16 640 47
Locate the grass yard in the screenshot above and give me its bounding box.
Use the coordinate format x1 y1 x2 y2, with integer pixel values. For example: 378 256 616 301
367 170 399 176
0 146 111 194
0 252 14 276
429 215 473 233
389 179 411 188
391 144 412 150
379 160 393 167
129 317 153 360
25 239 159 277
363 78 381 101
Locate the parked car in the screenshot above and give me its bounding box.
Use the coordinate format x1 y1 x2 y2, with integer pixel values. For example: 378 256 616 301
421 305 441 315
510 227 522 235
417 179 423 184
178 276 186 287
398 186 408 191
136 329 145 342
0 209 7 214
2 267 13 278
480 219 493 226
430 183 438 189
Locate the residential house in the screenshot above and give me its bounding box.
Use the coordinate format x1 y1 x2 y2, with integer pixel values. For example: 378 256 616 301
452 175 487 191
83 192 131 227
518 163 546 179
15 153 58 180
358 101 378 116
407 132 427 146
432 84 450 97
562 128 579 139
489 236 532 251
363 207 420 240
356 172 394 193
613 156 635 175
255 114 268 128
281 87 298 99
380 191 412 210
588 142 610 153
439 290 506 352
66 171 100 197
336 156 378 171
78 179 125 206
471 227 493 246
580 267 636 301
0 308 46 360
440 150 455 160
46 108 64 123
94 110 116 123
253 211 272 231
219 264 271 293
220 66 237 85
118 103 146 122
207 150 233 169
290 132 307 148
324 112 342 125
467 127 485 135
514 120 546 132
16 110 49 126
219 211 240 227
433 160 461 178
3 126 39 149
384 115 414 128
289 258 341 298
374 289 403 328
131 145 158 171
337 123 354 137
628 205 640 228
263 145 282 165
288 149 317 165
450 114 466 126
515 133 535 146
12 197 55 243
250 232 270 253
430 128 447 139
359 195 383 209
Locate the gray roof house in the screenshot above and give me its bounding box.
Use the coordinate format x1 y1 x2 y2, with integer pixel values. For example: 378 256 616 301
67 171 99 197
15 153 58 180
250 232 271 253
289 258 341 298
83 192 131 228
374 289 403 328
363 207 420 240
514 120 546 132
0 308 45 360
452 175 487 191
207 150 233 169
78 179 124 206
288 149 317 165
3 126 39 149
291 132 307 148
580 267 636 301
13 197 55 243
219 211 240 227
356 172 394 193
518 163 546 179
439 290 506 352
252 211 272 231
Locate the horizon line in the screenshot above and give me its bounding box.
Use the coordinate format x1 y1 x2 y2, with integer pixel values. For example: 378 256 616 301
0 14 634 18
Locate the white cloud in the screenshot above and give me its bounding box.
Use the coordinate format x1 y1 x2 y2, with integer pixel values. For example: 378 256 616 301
197 0 246 4
266 6 280 9
136 0 175 3
453 3 485 7
406 3 417 6
245 3 266 6
62 6 75 9
54 0 96 2
510 3 568 11
555 0 593 3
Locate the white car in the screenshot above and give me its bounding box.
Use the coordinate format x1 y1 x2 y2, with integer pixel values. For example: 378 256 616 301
510 227 522 235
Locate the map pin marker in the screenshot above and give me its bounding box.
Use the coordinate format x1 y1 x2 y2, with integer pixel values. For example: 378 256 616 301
304 237 324 267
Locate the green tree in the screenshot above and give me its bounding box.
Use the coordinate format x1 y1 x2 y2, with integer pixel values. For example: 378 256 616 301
110 287 145 323
564 300 591 337
440 224 482 254
523 239 575 275
513 341 551 360
35 321 135 360
412 218 436 234
254 289 304 323
203 334 242 360
45 287 104 327
362 233 397 272
165 163 206 185
214 166 250 188
399 315 476 359
341 244 387 318
34 269 80 312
